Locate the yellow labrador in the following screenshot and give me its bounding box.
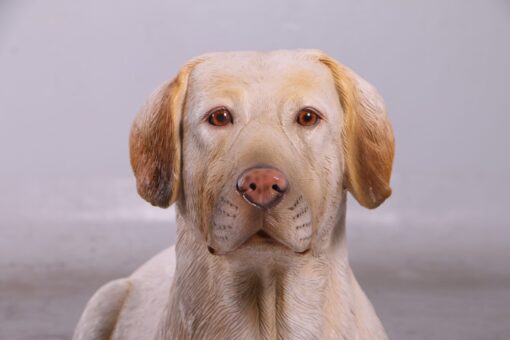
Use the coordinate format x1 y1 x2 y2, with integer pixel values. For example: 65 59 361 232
74 50 394 340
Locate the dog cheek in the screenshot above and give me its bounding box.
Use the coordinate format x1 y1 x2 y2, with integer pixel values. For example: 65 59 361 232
200 168 231 235
304 154 343 249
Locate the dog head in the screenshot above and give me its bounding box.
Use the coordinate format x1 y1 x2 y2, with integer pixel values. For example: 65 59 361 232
130 50 394 256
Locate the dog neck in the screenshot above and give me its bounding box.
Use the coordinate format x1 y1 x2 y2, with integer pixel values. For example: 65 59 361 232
158 204 362 340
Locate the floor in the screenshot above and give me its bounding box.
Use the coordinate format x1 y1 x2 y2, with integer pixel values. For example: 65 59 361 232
1 177 509 339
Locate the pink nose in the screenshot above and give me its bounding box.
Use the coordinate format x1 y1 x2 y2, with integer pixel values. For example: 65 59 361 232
236 166 289 209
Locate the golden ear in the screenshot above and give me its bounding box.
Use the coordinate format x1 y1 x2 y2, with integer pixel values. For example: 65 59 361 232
129 62 197 208
320 55 395 209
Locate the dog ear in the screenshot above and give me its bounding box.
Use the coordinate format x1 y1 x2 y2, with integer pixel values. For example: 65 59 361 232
129 62 198 208
319 55 395 209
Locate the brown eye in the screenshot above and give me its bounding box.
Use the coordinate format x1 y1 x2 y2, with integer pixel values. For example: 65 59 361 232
296 108 320 126
207 107 233 126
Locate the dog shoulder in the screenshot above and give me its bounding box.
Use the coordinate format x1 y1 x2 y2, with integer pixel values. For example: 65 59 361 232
73 278 132 340
73 247 176 340
112 246 177 339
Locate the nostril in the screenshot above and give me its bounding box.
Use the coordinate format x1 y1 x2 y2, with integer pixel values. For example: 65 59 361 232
272 184 282 193
249 183 257 191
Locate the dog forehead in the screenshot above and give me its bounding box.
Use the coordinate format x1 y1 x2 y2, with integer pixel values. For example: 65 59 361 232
188 50 336 95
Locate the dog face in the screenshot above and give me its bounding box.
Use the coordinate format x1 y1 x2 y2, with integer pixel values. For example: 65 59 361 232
130 50 394 256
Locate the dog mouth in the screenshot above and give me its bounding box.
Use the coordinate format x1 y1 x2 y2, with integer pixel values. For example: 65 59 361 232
244 230 310 254
208 229 310 255
254 229 276 242
252 229 310 254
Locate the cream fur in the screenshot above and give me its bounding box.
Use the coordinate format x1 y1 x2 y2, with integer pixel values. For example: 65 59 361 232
73 50 394 340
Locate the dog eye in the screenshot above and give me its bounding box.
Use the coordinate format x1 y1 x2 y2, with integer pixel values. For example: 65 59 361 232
296 108 320 126
207 107 233 126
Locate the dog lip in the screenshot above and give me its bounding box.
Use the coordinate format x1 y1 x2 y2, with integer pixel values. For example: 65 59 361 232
207 245 236 256
246 229 308 254
249 231 284 248
294 248 310 255
255 229 275 241
209 228 311 256
210 234 311 256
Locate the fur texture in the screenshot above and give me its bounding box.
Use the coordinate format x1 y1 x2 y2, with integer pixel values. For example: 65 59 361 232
74 50 394 340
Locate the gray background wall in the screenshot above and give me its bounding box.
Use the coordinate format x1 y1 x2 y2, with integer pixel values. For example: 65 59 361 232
1 1 509 339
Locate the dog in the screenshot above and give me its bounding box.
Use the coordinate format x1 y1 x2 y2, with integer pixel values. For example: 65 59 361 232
73 49 394 340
